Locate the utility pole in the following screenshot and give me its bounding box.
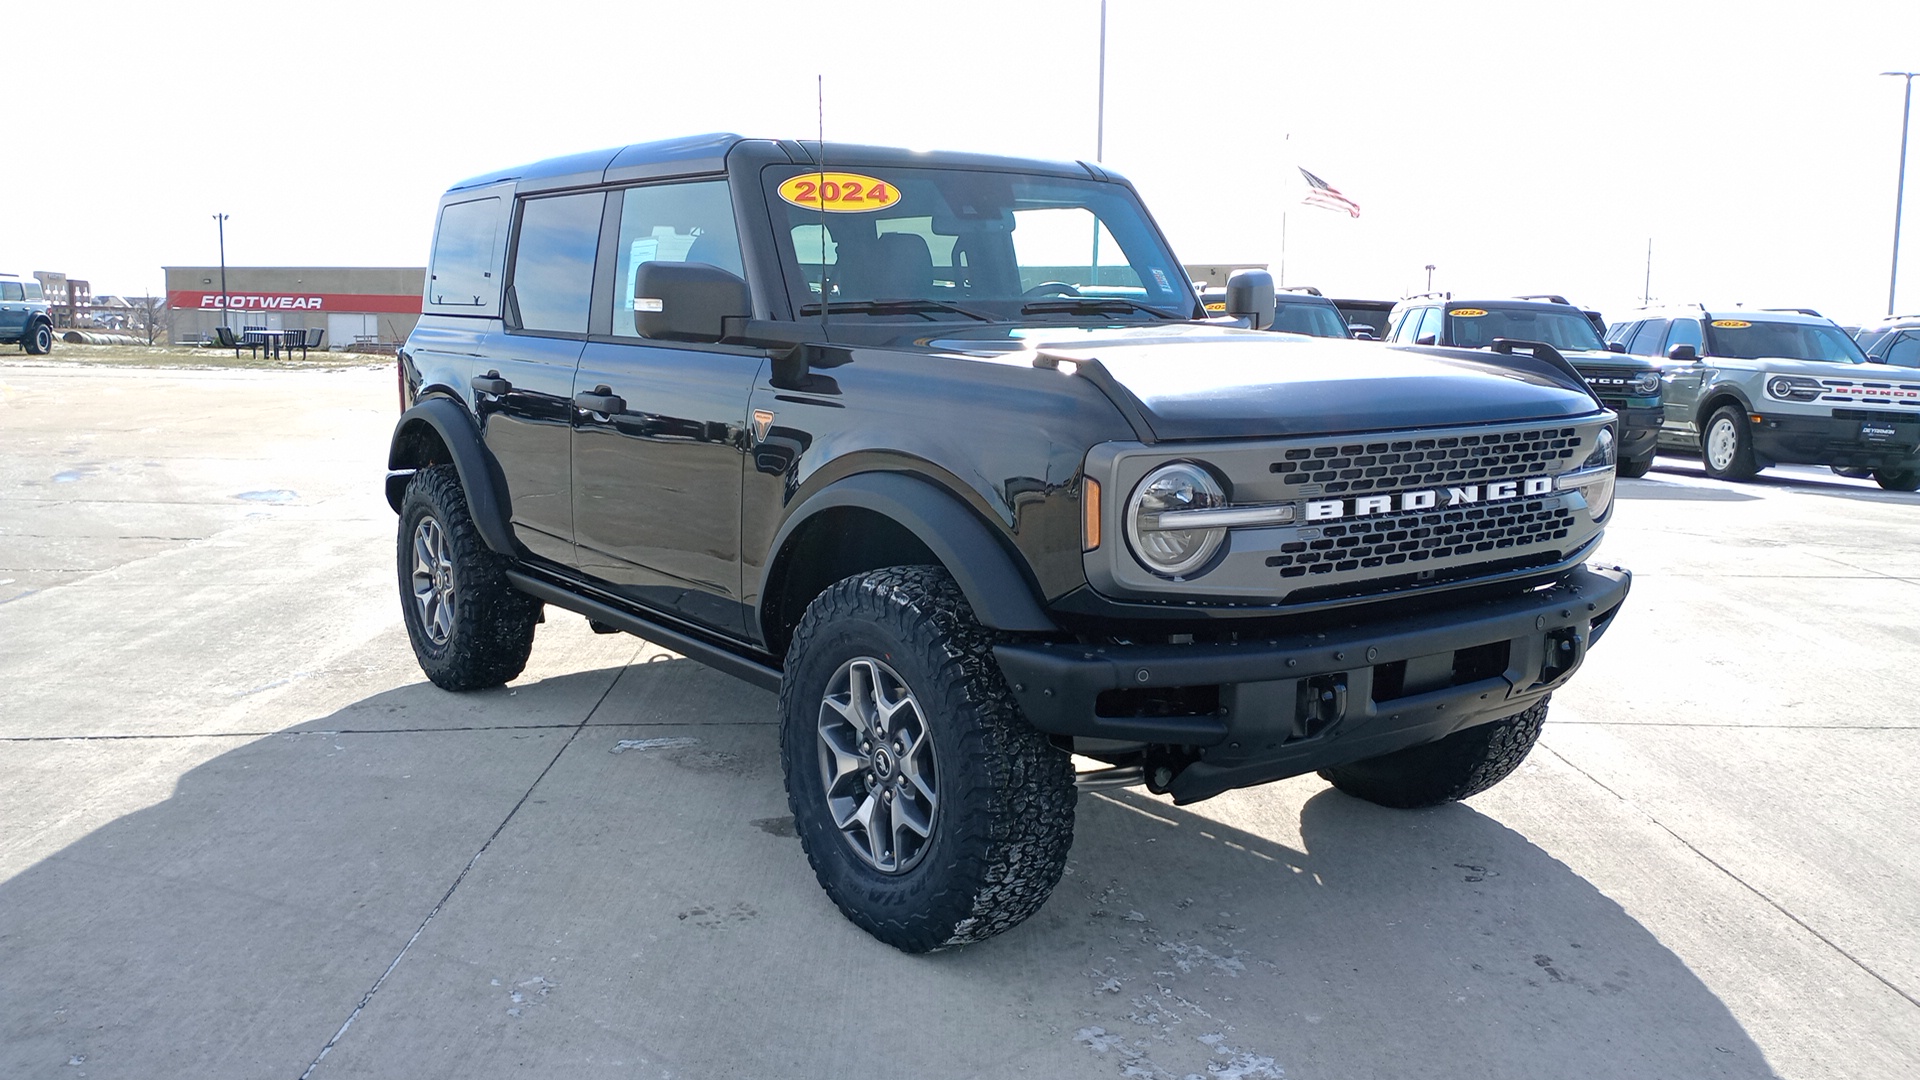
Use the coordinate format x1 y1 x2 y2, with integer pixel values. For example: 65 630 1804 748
1883 72 1916 316
213 213 230 331
1424 264 1435 292
1643 238 1653 307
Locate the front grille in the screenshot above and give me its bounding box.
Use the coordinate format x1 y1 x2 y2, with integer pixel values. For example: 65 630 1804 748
1264 498 1574 578
1266 427 1585 497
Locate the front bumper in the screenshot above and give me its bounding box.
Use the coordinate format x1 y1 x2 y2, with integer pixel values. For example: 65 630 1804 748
995 563 1631 804
1608 403 1662 460
1750 411 1920 470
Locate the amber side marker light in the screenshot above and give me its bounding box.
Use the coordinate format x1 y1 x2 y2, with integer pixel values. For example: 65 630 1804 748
1082 478 1102 551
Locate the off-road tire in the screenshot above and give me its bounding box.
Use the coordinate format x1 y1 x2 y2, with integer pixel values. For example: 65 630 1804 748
1874 468 1920 492
23 321 52 355
779 565 1075 952
1318 697 1549 809
396 465 539 690
1618 453 1653 479
1701 404 1760 481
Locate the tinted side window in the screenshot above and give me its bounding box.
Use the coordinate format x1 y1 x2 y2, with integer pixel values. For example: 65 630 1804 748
1627 319 1669 355
611 181 743 338
0 282 22 301
1664 318 1703 355
510 192 605 335
1885 333 1920 367
429 197 503 307
1416 306 1444 342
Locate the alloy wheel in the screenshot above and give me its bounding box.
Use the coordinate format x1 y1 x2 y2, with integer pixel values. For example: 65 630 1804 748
410 516 456 645
816 656 939 873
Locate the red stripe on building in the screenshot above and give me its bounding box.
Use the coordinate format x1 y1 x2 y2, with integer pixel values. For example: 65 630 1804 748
167 291 423 314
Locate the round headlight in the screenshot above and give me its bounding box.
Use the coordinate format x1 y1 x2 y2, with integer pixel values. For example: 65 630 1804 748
1125 462 1227 577
1767 376 1794 399
1582 426 1617 470
1631 372 1662 396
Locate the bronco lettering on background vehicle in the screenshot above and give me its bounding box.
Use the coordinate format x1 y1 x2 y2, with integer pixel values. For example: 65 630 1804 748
385 134 1632 952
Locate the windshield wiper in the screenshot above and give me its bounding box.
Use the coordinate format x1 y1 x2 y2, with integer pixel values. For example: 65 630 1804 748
800 298 997 322
1019 297 1178 320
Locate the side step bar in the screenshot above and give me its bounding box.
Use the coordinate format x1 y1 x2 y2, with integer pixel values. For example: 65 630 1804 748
504 570 784 692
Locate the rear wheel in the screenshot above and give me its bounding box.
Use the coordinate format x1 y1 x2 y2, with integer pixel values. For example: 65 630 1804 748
396 465 540 690
779 566 1075 952
1319 698 1549 809
1875 468 1920 492
1701 405 1759 480
23 321 52 355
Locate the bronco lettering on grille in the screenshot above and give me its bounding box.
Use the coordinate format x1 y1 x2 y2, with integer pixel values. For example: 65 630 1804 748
1304 476 1554 521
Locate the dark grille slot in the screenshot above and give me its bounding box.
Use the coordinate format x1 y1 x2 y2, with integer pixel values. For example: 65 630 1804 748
1370 640 1513 704
1094 684 1220 719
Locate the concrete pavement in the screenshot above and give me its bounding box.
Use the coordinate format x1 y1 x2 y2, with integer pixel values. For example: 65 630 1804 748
1 360 1915 1079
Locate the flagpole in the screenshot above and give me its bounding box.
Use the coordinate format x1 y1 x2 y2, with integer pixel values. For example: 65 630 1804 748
1279 212 1287 288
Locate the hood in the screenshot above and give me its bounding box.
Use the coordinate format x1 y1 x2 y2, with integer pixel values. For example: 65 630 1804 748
929 325 1604 442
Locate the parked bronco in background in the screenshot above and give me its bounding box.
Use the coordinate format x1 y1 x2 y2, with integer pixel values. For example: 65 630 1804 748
1385 295 1662 478
0 273 54 354
386 134 1632 951
1608 305 1920 490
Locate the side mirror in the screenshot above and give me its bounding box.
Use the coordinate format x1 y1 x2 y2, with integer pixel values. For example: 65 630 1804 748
1606 341 1627 353
1224 269 1275 330
1416 333 1437 346
633 261 751 343
1666 343 1698 362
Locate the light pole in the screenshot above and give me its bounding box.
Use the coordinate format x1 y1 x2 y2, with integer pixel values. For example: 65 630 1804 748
1884 73 1917 316
212 213 230 331
1424 264 1436 292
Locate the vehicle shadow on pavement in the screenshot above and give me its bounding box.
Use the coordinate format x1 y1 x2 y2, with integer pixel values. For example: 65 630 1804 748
991 785 1780 1079
0 660 1777 1080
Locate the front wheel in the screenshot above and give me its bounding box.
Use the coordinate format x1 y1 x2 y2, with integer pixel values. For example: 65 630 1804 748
1618 453 1653 479
23 322 52 355
1701 405 1760 480
396 465 540 690
1875 467 1920 492
779 566 1075 952
1319 698 1549 809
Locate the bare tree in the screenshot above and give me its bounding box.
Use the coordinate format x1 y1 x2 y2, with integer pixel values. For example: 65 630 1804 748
133 294 170 346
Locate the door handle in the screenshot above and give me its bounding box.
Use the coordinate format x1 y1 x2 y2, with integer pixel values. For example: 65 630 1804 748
471 371 511 395
574 386 627 414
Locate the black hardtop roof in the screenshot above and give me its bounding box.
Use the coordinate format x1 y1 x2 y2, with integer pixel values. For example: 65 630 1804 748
446 133 1113 195
1429 298 1577 313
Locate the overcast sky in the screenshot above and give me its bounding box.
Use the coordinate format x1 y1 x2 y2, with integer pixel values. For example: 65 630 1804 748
7 0 1919 326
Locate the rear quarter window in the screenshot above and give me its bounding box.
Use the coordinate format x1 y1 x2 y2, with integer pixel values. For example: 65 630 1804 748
429 197 504 309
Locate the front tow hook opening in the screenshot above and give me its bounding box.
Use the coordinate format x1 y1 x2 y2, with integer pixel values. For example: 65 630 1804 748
1540 626 1584 685
1295 673 1348 741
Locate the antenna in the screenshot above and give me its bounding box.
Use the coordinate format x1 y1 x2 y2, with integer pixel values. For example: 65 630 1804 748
817 75 830 339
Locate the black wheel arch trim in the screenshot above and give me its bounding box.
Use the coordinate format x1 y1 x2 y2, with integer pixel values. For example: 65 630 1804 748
384 396 519 557
1695 382 1757 427
758 471 1058 635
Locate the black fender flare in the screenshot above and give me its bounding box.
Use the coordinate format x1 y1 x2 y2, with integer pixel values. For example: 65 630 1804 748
1695 381 1758 429
759 471 1057 634
384 397 519 556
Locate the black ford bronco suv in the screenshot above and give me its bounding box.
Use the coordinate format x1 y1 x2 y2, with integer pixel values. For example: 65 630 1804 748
387 134 1632 951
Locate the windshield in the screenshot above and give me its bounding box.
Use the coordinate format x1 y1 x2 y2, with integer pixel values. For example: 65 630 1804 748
763 165 1194 320
1446 306 1606 352
1703 319 1868 363
1273 299 1351 338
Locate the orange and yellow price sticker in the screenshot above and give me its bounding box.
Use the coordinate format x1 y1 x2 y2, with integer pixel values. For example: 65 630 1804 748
1450 308 1489 317
1204 302 1226 312
1711 319 1751 329
777 172 902 213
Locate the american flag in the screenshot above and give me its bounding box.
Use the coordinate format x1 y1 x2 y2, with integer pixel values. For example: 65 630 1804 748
1299 167 1361 218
